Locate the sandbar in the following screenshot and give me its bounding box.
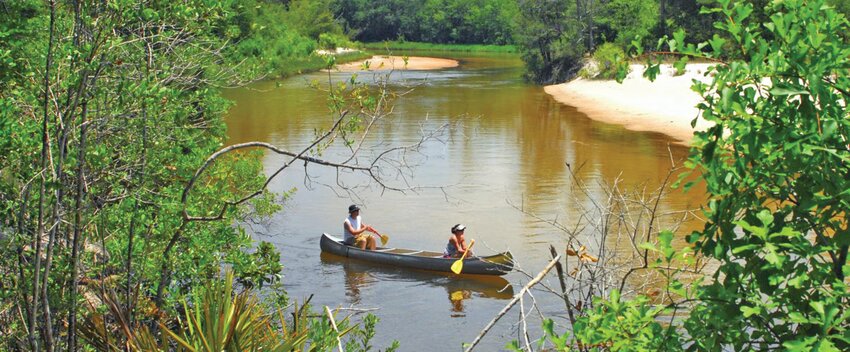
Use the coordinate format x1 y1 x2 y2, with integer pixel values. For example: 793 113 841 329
544 63 715 144
333 55 459 72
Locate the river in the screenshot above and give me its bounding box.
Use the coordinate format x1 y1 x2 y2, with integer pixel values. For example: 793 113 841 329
223 51 706 351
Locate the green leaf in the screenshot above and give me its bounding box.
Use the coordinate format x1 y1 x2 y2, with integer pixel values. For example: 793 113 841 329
784 337 816 351
731 244 760 254
740 305 761 317
770 84 810 96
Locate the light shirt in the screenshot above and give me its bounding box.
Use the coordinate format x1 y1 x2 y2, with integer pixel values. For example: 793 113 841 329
343 215 362 243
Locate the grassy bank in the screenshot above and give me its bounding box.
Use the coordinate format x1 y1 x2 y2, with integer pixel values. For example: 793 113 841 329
269 51 373 78
362 41 517 53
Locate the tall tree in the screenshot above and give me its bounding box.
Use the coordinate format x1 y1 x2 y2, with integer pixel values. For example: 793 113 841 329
515 0 585 83
548 0 850 349
596 0 659 49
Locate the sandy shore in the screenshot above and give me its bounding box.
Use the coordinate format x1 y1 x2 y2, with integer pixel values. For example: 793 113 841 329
544 63 715 144
333 55 459 72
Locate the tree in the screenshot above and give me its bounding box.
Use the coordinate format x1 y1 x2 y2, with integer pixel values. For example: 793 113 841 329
515 0 585 83
596 0 659 49
548 0 850 350
332 0 518 44
675 0 850 348
0 0 294 349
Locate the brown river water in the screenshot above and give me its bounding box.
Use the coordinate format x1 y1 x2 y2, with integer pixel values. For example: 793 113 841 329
223 51 707 351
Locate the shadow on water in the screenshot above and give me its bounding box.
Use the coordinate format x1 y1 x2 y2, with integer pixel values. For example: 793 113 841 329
320 252 513 316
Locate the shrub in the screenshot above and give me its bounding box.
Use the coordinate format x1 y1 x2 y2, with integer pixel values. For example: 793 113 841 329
318 33 351 50
589 43 626 80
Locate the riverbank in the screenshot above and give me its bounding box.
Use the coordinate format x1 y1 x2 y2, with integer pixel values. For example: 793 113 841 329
544 63 715 144
274 51 372 78
333 55 459 72
362 41 517 53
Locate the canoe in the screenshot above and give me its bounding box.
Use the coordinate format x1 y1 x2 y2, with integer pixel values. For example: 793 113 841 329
320 252 515 299
320 233 514 276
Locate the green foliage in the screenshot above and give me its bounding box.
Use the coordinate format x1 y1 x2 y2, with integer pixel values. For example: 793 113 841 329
159 270 303 352
570 291 681 351
581 43 627 80
596 0 659 50
232 241 284 290
573 0 850 350
527 228 696 351
80 270 398 351
535 0 850 349
655 0 723 45
673 0 850 348
828 0 850 19
514 0 584 83
226 0 319 77
285 0 346 40
0 0 398 350
319 33 354 50
361 41 517 53
0 0 373 349
333 0 518 45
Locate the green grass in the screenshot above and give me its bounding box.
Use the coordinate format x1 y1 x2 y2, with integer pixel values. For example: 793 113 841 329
273 51 373 77
362 41 517 53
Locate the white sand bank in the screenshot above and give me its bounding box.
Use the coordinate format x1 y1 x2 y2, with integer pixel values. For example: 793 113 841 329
544 64 715 144
333 55 459 72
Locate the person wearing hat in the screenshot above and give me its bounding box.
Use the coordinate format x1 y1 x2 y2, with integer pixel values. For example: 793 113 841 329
444 224 473 258
343 204 377 250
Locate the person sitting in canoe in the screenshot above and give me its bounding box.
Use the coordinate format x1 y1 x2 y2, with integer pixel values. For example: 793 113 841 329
343 204 377 250
444 224 473 258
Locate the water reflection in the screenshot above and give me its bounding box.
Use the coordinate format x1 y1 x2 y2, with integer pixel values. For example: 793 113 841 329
320 252 513 315
224 51 707 350
449 289 472 316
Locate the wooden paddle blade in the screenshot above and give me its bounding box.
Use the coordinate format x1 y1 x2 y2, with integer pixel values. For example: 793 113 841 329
450 259 464 274
380 234 388 246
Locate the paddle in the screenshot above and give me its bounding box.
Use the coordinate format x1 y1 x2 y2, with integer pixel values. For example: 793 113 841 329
450 239 475 274
369 228 389 246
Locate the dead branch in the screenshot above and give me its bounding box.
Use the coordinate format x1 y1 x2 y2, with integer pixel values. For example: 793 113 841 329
464 255 561 352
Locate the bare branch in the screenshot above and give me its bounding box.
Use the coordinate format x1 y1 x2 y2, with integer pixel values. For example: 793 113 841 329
465 255 561 352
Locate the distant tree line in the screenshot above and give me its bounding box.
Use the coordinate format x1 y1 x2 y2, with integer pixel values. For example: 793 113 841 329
332 0 519 45
512 0 850 83
331 0 850 83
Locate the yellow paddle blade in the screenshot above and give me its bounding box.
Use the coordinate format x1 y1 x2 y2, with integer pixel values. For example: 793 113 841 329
379 234 389 246
450 239 475 274
450 259 464 275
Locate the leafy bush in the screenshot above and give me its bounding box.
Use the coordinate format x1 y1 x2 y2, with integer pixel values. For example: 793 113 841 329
80 270 399 351
318 33 352 50
284 0 346 40
595 0 659 49
535 0 850 350
581 43 626 80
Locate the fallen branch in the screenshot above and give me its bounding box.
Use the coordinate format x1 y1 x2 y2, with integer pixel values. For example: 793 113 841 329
464 255 561 352
324 306 345 352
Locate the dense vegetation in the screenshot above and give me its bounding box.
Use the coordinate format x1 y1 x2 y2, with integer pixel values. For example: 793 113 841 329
512 0 850 83
4 0 850 350
333 0 519 45
530 0 850 350
0 0 390 350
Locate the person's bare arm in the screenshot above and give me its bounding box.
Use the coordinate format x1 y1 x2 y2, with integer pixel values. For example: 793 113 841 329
457 237 471 254
344 221 369 235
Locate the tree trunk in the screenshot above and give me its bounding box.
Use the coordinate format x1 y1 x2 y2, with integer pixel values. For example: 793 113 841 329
31 1 57 350
68 97 88 352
